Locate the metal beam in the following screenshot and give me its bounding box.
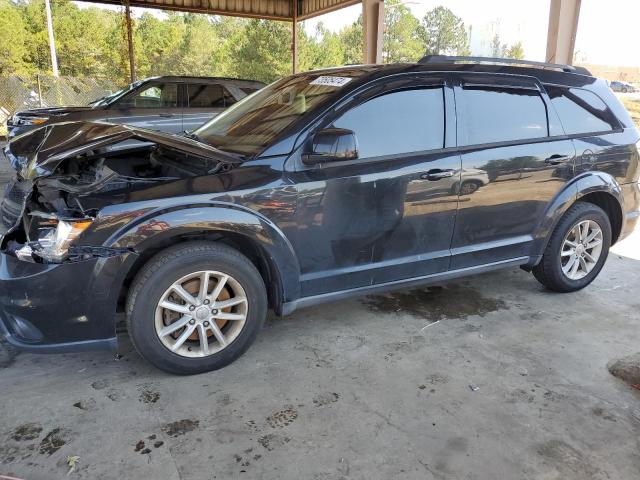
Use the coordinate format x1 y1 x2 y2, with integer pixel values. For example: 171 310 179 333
292 0 298 74
362 0 384 64
546 0 581 65
124 0 136 83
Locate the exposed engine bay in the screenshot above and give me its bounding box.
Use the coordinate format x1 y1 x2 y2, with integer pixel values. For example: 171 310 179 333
0 122 238 264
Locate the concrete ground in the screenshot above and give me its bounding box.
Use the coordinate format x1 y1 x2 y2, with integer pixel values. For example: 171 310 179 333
1 151 640 479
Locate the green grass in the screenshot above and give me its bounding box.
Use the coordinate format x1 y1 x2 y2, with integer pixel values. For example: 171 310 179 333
621 98 640 128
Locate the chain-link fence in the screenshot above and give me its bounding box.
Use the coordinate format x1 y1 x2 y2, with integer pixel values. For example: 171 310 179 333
0 74 121 136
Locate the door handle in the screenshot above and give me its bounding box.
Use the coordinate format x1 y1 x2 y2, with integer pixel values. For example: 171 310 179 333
421 169 455 181
159 113 174 118
544 154 571 165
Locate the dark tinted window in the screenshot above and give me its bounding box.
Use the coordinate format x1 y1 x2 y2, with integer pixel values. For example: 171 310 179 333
241 87 260 95
461 86 548 145
121 83 178 108
545 85 618 135
331 88 445 158
187 84 233 108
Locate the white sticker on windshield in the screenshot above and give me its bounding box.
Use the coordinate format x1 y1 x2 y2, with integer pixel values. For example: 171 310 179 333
310 76 352 88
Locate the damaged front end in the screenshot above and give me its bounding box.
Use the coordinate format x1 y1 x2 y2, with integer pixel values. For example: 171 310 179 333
0 121 239 264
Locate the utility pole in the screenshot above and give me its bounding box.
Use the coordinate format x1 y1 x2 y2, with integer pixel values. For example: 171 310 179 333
44 0 59 77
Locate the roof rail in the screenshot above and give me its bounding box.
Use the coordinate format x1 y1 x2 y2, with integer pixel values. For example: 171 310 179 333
418 55 591 76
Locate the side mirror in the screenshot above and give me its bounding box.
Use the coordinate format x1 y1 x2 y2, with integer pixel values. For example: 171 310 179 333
302 128 358 165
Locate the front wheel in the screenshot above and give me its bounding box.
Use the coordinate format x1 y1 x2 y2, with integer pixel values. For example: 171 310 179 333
532 202 611 292
126 242 267 375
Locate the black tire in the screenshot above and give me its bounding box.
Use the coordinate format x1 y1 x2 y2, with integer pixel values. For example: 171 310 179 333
459 180 481 195
126 241 267 375
532 202 611 292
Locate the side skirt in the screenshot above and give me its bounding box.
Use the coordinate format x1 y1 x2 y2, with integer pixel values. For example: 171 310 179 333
281 257 529 316
1 329 118 354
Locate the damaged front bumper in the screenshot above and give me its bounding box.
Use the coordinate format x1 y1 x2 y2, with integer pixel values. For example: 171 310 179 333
0 248 135 353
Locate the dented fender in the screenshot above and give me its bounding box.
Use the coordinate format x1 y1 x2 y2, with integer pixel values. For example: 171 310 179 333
102 202 302 307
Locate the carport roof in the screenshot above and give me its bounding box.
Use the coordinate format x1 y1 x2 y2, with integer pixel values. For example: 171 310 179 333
76 0 361 21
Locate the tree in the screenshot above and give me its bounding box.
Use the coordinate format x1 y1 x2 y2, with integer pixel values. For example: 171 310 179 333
490 33 506 57
505 41 525 60
420 6 468 56
299 22 345 72
339 17 363 65
224 20 292 83
0 0 31 76
382 0 422 63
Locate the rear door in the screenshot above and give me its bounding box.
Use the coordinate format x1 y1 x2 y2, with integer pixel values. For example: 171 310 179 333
182 83 236 132
291 75 460 296
450 73 576 269
107 81 183 134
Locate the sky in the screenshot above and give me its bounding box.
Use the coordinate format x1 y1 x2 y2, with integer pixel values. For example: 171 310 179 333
74 0 640 67
305 0 640 67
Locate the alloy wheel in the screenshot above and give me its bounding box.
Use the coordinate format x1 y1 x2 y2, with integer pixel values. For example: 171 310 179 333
154 270 248 358
560 219 603 280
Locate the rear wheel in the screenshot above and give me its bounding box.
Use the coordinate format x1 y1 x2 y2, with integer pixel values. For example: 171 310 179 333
459 180 481 195
532 202 611 292
126 242 267 375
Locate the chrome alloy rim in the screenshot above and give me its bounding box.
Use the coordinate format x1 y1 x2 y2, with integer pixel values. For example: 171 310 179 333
154 271 248 358
560 219 603 280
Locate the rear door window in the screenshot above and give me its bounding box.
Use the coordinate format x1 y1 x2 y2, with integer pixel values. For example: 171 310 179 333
331 87 445 159
545 85 619 135
187 84 235 108
460 86 549 145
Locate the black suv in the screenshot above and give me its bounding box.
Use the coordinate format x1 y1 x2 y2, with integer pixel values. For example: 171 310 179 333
6 76 264 139
1 57 638 374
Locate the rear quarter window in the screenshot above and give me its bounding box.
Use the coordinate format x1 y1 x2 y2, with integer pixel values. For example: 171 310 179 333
545 85 619 135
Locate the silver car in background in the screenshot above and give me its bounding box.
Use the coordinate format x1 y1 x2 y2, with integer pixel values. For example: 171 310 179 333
6 76 265 138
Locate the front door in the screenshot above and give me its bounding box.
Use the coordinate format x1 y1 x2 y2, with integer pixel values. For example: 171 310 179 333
450 73 576 269
291 75 460 297
107 82 183 134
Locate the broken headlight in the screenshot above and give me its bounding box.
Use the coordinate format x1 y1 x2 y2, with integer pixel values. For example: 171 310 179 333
21 116 49 126
32 218 93 262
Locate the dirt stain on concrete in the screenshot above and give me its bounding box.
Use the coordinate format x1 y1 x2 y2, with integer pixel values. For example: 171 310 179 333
38 428 68 456
363 284 507 322
73 398 97 411
536 439 606 479
265 406 298 429
312 392 340 407
139 387 160 404
258 433 290 451
90 380 109 391
11 423 42 442
161 419 199 437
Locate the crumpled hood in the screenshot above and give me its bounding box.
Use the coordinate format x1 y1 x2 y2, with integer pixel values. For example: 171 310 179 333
4 121 242 180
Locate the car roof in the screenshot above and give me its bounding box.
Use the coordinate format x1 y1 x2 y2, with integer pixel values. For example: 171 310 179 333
144 76 265 87
298 59 600 90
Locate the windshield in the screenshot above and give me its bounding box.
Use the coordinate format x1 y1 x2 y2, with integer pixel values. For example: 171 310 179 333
89 80 144 107
192 70 369 156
